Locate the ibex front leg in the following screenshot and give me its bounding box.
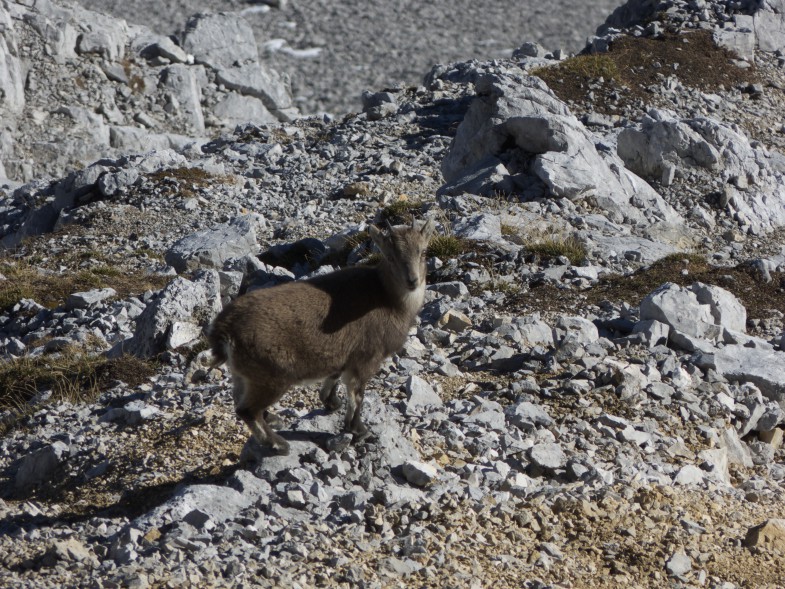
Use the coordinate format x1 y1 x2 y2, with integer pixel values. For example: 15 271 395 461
343 375 370 443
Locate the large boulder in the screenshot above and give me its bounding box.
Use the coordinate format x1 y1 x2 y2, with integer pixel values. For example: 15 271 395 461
180 12 294 116
618 109 785 235
440 70 684 238
617 111 721 179
165 214 264 273
14 441 70 492
114 270 222 358
640 282 747 342
159 64 205 134
755 0 785 53
212 93 278 129
133 484 256 532
708 346 785 409
0 32 25 113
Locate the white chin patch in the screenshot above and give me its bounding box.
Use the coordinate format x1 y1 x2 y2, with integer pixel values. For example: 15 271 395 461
403 282 426 313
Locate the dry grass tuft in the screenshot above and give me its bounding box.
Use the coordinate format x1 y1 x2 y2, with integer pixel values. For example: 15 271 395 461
428 235 469 259
380 197 425 224
526 236 587 265
0 260 170 311
0 346 157 434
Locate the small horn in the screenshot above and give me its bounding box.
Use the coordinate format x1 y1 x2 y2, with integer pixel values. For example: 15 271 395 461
385 219 394 233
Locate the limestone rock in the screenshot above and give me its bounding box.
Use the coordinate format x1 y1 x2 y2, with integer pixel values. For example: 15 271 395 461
66 288 117 310
506 401 554 431
708 346 785 407
555 316 598 346
159 64 205 134
402 460 439 487
213 93 277 129
134 484 256 531
404 375 442 411
665 548 692 577
529 442 567 471
691 282 747 333
617 110 721 179
619 109 785 234
440 70 683 234
437 309 472 333
640 282 715 339
755 0 785 53
15 441 70 492
453 213 502 242
0 35 25 113
165 214 263 273
181 12 293 115
115 270 222 359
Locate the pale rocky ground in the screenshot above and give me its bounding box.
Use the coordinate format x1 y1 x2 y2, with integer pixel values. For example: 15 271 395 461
1 0 785 588
76 0 624 114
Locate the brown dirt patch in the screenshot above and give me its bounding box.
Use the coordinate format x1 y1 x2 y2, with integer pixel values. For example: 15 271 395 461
535 30 758 115
510 254 785 331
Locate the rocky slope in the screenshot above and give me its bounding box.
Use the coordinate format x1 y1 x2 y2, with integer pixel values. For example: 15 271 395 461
1 0 785 587
76 0 624 115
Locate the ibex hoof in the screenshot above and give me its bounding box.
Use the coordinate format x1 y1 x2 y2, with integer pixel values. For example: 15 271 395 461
272 444 290 456
263 410 285 430
323 395 341 412
241 438 290 461
270 437 291 456
352 424 371 444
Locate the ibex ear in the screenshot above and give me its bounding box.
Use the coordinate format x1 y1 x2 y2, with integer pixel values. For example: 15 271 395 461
368 225 389 254
420 218 436 239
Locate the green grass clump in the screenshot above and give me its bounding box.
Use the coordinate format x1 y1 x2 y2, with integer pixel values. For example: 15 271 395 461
427 235 468 259
380 199 424 224
526 236 587 265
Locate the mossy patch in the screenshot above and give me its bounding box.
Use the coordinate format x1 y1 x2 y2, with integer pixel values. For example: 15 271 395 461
508 253 785 330
536 54 620 84
145 167 230 199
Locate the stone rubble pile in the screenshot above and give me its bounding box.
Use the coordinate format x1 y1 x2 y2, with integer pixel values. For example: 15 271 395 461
1 0 785 586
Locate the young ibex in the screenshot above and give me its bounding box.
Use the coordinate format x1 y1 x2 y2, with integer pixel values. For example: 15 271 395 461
208 217 435 455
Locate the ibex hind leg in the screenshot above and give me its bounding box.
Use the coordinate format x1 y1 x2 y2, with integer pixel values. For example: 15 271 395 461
234 379 290 456
319 373 342 412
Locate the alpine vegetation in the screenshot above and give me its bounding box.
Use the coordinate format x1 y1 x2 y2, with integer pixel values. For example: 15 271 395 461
208 218 435 455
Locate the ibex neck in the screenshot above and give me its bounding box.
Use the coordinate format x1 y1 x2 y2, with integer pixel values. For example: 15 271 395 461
377 262 425 318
